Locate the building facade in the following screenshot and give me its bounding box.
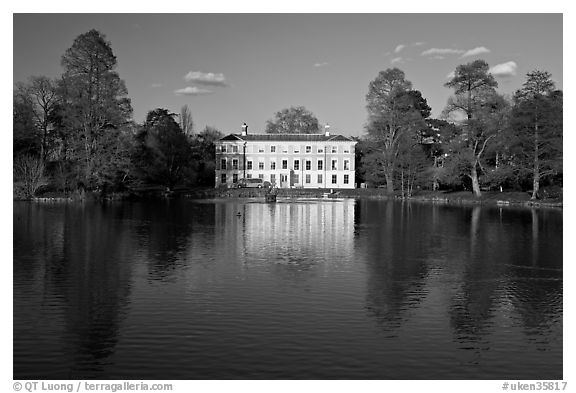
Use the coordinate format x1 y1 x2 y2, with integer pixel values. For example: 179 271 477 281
214 131 357 189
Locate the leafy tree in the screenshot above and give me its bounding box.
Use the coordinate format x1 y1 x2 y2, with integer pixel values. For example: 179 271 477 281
179 104 194 136
444 91 510 194
443 60 501 197
395 131 431 197
190 126 224 186
265 106 320 134
13 90 39 157
133 109 192 190
509 71 562 199
58 29 133 189
365 68 430 193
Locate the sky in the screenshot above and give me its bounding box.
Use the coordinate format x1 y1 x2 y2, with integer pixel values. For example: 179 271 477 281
13 13 562 137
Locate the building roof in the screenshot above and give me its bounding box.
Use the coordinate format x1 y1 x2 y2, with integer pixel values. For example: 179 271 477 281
219 133 355 142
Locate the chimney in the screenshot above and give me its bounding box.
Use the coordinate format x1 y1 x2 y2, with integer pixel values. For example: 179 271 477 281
241 123 248 136
324 123 330 137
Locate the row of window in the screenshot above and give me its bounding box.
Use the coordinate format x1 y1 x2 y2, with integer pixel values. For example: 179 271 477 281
219 144 351 154
221 173 350 185
220 158 351 171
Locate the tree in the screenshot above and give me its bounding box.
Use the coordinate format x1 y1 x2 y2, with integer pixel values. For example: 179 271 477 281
509 71 562 199
13 90 39 157
133 109 192 190
179 104 194 136
14 76 58 162
58 29 133 189
190 126 224 186
265 106 320 134
443 60 500 197
14 155 48 199
365 68 430 193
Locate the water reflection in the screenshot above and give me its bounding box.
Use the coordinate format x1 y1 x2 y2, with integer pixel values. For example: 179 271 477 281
13 199 562 379
14 203 134 379
356 201 429 333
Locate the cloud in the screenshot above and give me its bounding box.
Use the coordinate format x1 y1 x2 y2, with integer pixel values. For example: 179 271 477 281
390 57 403 64
412 42 425 46
446 71 455 79
313 62 329 67
150 83 163 88
489 61 518 77
433 56 445 60
394 44 405 53
174 86 213 96
184 71 229 86
421 48 466 56
461 46 491 58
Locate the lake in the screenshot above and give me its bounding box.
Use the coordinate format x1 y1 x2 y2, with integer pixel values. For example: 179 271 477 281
13 198 563 379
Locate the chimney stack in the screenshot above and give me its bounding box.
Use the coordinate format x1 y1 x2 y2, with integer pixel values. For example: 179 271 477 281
241 123 248 136
324 123 330 137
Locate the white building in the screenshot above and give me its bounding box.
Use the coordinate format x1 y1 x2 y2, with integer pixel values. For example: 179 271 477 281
214 127 357 189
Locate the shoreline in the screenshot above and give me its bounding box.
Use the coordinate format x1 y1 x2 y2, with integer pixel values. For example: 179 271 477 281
20 188 563 209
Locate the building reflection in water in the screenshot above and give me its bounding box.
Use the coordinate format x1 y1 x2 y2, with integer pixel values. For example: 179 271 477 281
213 200 356 282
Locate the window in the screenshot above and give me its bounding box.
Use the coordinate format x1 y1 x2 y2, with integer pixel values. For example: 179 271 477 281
305 174 311 184
332 174 337 184
221 173 226 184
294 146 300 153
247 161 253 170
293 174 299 183
247 174 252 179
270 174 276 184
344 174 349 184
344 160 349 171
233 174 238 183
344 146 350 154
221 159 227 170
232 159 238 170
318 174 323 184
271 161 276 170
318 160 323 170
282 146 288 153
258 162 264 170
332 146 338 153
282 160 288 169
306 146 311 153
271 146 276 153
232 145 239 153
258 145 264 153
221 145 227 153
331 160 337 170
294 160 300 170
259 174 264 179
305 160 311 170
318 147 324 153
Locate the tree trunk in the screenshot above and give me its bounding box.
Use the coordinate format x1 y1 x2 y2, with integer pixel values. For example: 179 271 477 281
471 165 482 197
384 169 394 194
400 170 405 198
531 123 540 200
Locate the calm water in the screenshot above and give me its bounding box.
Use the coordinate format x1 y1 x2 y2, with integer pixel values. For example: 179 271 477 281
13 199 563 380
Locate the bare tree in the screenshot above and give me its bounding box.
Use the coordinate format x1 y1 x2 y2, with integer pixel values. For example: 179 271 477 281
14 155 48 198
179 105 194 136
15 76 58 162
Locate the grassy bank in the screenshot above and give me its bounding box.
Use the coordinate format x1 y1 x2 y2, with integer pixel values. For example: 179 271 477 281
205 187 563 208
